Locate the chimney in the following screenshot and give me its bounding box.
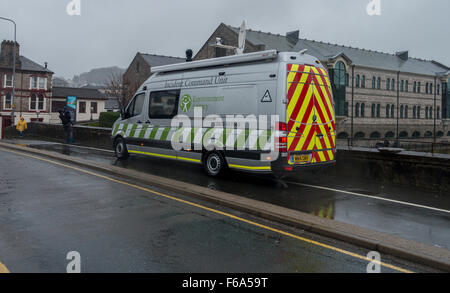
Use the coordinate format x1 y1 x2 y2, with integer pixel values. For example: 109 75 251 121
45 62 48 68
0 40 21 68
286 30 299 45
396 50 409 61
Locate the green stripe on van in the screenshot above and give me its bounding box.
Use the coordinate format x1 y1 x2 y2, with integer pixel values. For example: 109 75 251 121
149 127 159 139
129 124 138 137
139 125 149 138
160 127 171 141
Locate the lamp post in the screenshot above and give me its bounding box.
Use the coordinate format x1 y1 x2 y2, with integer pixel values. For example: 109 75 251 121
0 16 17 125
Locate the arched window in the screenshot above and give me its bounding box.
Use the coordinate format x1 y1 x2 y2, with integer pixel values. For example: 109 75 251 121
430 83 433 95
417 106 421 119
426 83 429 94
385 131 395 138
437 107 440 119
4 92 12 109
417 82 421 93
429 107 432 119
399 131 408 138
437 131 444 137
355 132 365 139
412 131 421 138
400 105 404 119
391 105 395 118
370 131 381 139
391 79 395 91
405 80 409 92
372 77 376 89
386 78 390 90
413 81 417 93
334 61 346 86
401 80 404 92
361 75 366 88
437 84 440 95
377 77 381 89
337 132 349 139
386 104 390 118
405 105 408 119
424 131 432 138
377 104 381 118
355 103 360 117
425 106 429 119
356 74 360 88
413 106 417 119
371 104 375 118
361 103 365 117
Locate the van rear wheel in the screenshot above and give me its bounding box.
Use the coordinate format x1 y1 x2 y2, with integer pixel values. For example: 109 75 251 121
203 152 227 177
114 137 129 160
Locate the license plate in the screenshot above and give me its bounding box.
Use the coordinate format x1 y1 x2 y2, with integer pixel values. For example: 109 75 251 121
292 154 310 163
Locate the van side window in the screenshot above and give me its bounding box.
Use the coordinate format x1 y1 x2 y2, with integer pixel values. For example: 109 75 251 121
125 93 145 118
148 90 180 119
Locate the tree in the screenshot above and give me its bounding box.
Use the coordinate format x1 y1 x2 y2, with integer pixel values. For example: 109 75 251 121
106 72 127 110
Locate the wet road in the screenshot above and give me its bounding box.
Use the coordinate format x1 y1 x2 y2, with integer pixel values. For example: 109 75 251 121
0 145 437 273
22 141 450 251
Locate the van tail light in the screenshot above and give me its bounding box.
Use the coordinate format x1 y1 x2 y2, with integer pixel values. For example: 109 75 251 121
276 122 287 153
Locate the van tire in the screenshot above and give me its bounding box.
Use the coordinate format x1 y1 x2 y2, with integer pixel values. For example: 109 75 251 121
114 137 129 160
203 151 227 177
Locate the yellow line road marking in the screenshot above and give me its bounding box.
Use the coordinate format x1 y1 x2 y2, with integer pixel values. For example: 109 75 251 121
0 147 413 273
0 261 9 273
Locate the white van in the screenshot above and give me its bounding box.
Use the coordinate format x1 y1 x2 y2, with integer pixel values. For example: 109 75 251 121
112 50 336 177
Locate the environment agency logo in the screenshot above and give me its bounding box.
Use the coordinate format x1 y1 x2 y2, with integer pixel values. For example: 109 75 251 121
180 94 192 112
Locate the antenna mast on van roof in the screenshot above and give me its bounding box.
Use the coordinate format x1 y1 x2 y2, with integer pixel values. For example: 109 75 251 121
210 20 247 55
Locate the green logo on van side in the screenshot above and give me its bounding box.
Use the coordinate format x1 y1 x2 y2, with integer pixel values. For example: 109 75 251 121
180 94 192 112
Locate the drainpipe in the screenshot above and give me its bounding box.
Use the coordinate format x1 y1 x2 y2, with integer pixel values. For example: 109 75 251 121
351 65 354 147
434 76 437 146
396 71 400 144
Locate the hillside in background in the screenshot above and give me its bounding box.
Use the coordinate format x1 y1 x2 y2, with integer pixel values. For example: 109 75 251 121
53 66 125 87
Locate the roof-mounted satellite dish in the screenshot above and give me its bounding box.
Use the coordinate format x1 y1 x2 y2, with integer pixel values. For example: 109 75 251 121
209 20 247 55
236 20 247 54
299 49 308 55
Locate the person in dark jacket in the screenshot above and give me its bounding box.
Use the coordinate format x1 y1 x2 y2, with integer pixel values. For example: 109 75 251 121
58 107 74 144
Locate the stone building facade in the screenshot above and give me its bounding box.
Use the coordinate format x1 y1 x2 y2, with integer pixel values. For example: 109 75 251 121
0 40 54 123
194 23 450 141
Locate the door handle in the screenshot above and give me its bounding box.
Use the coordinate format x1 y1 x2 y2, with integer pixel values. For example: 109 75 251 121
145 120 151 124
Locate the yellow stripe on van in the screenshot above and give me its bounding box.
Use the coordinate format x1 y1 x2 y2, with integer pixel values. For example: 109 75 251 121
228 164 271 171
128 150 201 163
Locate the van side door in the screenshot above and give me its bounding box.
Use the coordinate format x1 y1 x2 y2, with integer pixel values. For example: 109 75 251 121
145 89 181 158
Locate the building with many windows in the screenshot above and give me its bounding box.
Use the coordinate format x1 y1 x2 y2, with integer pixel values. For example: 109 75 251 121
194 23 450 140
0 40 53 123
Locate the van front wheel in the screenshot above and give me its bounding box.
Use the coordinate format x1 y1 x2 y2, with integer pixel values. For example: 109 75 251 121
114 137 129 160
203 152 226 177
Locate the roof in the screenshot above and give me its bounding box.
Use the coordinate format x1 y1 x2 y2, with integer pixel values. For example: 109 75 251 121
0 56 53 73
52 86 107 100
139 53 185 67
226 24 449 76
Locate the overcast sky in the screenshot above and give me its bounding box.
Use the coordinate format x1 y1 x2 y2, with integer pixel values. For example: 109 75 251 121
0 0 448 78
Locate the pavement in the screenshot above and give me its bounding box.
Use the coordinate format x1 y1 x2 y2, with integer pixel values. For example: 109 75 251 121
0 139 449 272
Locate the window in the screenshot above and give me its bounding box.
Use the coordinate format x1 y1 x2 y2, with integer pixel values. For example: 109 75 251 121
391 105 395 118
377 104 381 118
400 105 404 119
3 92 12 109
372 77 376 89
413 106 417 119
377 77 381 89
125 92 146 118
52 100 66 113
413 81 417 93
386 78 390 90
333 61 347 86
4 74 13 87
429 107 432 119
149 90 180 119
405 80 408 92
355 103 360 117
386 104 390 118
30 76 47 90
417 82 421 93
30 93 45 111
356 74 360 88
417 106 421 119
437 106 440 119
361 75 365 88
345 73 349 86
91 102 98 114
401 80 404 92
391 79 395 91
425 106 429 119
405 105 408 118
429 83 433 95
361 103 365 117
437 84 440 95
79 101 86 113
371 104 375 118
